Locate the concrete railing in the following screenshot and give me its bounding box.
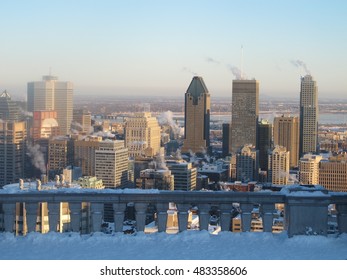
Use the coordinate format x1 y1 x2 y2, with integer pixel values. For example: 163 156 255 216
0 190 347 237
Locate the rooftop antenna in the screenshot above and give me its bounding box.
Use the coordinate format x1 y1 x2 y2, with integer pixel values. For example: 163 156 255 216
241 45 244 80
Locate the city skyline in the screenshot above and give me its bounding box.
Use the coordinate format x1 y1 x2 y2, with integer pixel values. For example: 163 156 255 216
1 0 347 99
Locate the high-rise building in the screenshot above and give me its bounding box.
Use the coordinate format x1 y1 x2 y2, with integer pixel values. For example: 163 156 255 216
74 135 103 176
27 75 73 135
166 160 197 191
48 136 74 178
0 121 27 187
95 140 128 188
298 154 322 185
299 75 318 156
319 154 347 192
231 79 259 152
273 116 299 168
235 145 259 182
181 76 211 154
72 108 92 134
125 112 161 158
0 90 20 121
257 119 272 171
268 146 290 185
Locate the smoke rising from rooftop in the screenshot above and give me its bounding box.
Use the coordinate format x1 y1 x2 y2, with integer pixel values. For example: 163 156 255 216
290 59 311 75
26 143 46 174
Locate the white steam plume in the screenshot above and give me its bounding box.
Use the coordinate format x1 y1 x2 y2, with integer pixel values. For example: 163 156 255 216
227 65 246 80
157 111 184 137
290 59 311 75
26 143 46 174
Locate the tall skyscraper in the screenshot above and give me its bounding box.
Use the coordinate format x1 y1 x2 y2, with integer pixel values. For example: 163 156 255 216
257 119 272 171
181 76 210 154
273 115 299 168
268 146 290 185
27 75 73 135
0 90 20 121
0 121 27 186
299 75 318 156
231 79 259 152
125 112 161 158
0 91 26 186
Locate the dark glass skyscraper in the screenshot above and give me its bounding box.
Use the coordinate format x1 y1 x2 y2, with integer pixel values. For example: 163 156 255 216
182 76 210 154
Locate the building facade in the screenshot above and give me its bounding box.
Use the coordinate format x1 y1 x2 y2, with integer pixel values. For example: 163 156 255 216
181 76 211 154
268 146 290 185
235 145 259 182
319 154 347 192
273 115 299 168
0 121 27 187
257 119 272 171
231 79 259 153
95 140 128 188
27 75 73 135
125 112 161 158
299 75 318 156
166 161 197 191
298 154 322 185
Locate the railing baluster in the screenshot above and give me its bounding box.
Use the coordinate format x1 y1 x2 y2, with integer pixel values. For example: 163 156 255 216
197 204 210 231
69 202 81 233
220 204 233 231
2 203 16 233
261 203 275 232
135 203 147 232
90 203 104 233
113 203 126 232
240 203 253 232
336 204 347 234
176 203 191 232
156 202 169 232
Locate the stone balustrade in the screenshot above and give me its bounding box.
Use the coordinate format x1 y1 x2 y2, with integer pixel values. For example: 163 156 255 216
0 190 346 237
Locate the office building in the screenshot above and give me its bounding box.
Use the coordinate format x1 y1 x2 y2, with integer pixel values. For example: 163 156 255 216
235 145 259 182
0 90 20 121
125 112 161 158
257 119 272 171
319 154 347 192
231 79 259 152
74 135 102 176
48 136 74 178
27 75 73 135
298 154 322 185
166 160 197 191
181 76 211 154
299 75 318 156
0 121 27 187
268 146 290 185
95 140 128 188
273 116 299 168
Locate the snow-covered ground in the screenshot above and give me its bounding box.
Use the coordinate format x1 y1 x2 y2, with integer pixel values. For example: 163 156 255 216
1 231 346 260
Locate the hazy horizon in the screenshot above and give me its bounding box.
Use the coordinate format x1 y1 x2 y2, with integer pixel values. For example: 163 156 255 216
1 0 346 99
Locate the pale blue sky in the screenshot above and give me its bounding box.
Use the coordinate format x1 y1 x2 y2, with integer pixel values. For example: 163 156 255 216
1 0 346 99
